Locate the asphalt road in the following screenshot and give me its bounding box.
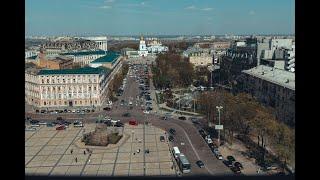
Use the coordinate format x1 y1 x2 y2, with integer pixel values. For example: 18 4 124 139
26 57 232 176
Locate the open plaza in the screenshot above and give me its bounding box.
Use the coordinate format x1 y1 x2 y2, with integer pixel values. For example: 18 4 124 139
25 123 176 176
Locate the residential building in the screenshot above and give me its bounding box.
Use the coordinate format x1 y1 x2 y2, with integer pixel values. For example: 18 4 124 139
25 66 110 109
240 65 295 127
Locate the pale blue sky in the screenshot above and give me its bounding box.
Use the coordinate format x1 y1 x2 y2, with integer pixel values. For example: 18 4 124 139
25 0 295 36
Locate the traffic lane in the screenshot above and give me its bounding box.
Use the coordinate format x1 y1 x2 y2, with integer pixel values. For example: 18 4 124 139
169 119 233 175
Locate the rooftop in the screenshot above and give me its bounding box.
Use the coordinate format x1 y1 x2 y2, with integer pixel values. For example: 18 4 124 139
242 65 295 90
90 51 120 64
37 66 110 75
61 50 107 56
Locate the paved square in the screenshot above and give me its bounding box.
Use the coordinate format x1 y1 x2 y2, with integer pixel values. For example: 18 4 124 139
25 123 176 176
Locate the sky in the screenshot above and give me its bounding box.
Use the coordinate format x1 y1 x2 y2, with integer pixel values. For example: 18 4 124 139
25 0 295 36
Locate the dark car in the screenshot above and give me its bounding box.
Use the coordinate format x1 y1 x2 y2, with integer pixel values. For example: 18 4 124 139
223 160 234 167
115 122 124 127
168 135 174 142
57 117 63 121
122 112 131 117
104 121 112 126
227 156 236 162
234 162 243 169
160 136 165 142
146 107 153 111
199 129 206 137
103 107 112 111
178 116 186 120
196 160 205 168
231 166 241 174
35 110 39 113
46 123 54 127
169 128 176 135
56 125 66 130
30 120 39 124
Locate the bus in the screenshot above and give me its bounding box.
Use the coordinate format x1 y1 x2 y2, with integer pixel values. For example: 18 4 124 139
177 153 191 173
172 146 181 159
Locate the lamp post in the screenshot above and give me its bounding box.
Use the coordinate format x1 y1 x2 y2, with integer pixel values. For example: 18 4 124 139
216 106 223 146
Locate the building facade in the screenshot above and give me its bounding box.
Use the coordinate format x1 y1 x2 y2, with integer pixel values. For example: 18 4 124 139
25 67 110 109
240 65 295 127
61 50 107 67
89 51 121 69
189 51 213 67
138 36 148 57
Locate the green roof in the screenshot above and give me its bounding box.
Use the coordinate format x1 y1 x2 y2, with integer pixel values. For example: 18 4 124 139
38 66 110 75
90 51 120 64
28 55 38 60
61 50 107 56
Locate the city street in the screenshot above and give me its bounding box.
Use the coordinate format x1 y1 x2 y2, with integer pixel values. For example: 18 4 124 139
26 56 232 176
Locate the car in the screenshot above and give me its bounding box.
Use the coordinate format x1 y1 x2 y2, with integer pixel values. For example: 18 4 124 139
30 124 40 127
56 125 66 130
178 116 186 120
231 166 241 174
234 162 243 169
161 116 168 120
35 110 39 113
213 148 220 155
196 160 205 168
146 107 153 111
169 128 176 135
104 121 112 126
143 110 150 114
223 160 234 167
168 135 174 142
30 120 39 124
103 107 112 111
190 117 199 124
160 136 165 142
38 121 47 125
74 123 84 127
57 117 63 121
122 112 131 117
46 123 54 127
91 109 95 112
115 122 124 127
227 156 236 162
120 100 125 106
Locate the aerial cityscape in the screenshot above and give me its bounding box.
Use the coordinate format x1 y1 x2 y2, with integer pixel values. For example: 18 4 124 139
25 0 295 177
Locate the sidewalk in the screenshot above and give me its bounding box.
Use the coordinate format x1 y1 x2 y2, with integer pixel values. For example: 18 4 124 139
218 138 265 175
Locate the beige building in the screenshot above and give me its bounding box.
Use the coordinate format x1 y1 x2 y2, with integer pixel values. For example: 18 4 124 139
25 66 110 110
189 51 213 67
240 65 295 127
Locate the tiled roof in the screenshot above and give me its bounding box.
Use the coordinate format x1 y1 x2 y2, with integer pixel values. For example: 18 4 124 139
61 50 107 56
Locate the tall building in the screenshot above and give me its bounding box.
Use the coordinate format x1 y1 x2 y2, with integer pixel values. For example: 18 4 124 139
239 65 295 126
25 66 110 110
138 36 148 57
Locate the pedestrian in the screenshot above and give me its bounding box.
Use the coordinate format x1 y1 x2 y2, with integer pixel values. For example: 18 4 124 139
133 153 135 155
84 150 86 155
88 159 91 164
75 157 77 163
70 149 73 154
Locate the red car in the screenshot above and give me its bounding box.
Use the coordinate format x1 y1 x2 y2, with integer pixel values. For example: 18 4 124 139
129 119 138 126
56 125 66 130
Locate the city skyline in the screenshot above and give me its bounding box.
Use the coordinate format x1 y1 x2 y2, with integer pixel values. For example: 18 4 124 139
26 0 295 36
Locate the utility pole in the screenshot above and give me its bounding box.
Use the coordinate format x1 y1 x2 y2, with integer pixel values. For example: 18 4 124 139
216 106 223 146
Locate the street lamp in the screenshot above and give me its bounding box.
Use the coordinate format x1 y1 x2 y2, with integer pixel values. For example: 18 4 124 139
216 106 223 146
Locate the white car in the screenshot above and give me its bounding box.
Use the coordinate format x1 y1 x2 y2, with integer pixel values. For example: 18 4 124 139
25 127 37 131
30 124 40 127
38 121 47 125
143 110 150 114
74 123 84 127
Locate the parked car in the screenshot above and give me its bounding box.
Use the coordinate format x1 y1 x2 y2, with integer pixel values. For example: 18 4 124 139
122 112 131 117
46 123 54 127
169 128 176 135
56 125 66 130
25 127 37 131
30 120 39 124
103 107 112 111
30 124 40 127
227 156 236 162
178 116 186 120
223 160 234 167
143 110 150 114
196 160 205 168
115 122 124 127
57 117 63 121
38 121 47 125
160 136 165 142
234 162 243 169
168 135 174 142
231 166 242 174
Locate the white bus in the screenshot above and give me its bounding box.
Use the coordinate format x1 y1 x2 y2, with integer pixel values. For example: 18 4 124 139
177 153 191 173
172 146 181 159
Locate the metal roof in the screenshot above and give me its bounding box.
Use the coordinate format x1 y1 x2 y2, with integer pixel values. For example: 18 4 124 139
61 50 107 56
242 65 295 90
37 66 110 75
90 51 120 64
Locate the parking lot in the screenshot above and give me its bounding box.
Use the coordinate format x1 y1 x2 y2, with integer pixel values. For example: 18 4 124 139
25 123 176 176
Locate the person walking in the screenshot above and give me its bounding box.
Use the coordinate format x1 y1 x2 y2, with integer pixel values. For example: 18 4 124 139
84 150 86 155
75 157 77 163
70 149 73 154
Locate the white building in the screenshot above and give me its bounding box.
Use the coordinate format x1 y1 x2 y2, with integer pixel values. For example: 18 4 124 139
146 39 168 54
80 36 108 52
138 36 148 57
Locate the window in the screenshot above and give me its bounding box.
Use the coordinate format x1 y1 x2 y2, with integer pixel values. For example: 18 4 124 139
42 79 44 84
73 79 76 83
63 79 65 83
94 87 96 91
47 79 49 83
52 79 55 83
44 101 46 105
75 101 77 105
54 101 57 105
64 101 67 105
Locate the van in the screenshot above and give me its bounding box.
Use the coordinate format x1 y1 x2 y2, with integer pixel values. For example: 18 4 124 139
172 146 181 159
